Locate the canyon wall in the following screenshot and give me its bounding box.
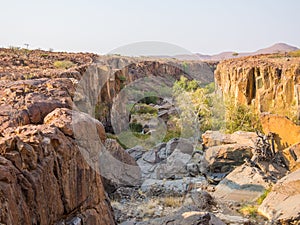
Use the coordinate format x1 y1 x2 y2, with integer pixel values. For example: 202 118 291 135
215 55 300 121
74 56 214 132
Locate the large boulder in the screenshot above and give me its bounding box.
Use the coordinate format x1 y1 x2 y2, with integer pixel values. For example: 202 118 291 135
154 149 192 179
136 138 195 180
213 164 271 202
202 130 257 149
201 131 255 174
102 139 142 194
126 145 147 161
165 138 194 155
44 107 106 142
260 114 300 151
0 113 115 224
204 144 253 173
258 169 300 223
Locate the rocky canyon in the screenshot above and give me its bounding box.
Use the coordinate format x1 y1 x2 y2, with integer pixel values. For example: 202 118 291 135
0 47 300 225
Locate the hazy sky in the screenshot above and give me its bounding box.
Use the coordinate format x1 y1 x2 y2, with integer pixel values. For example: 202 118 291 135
1 0 299 55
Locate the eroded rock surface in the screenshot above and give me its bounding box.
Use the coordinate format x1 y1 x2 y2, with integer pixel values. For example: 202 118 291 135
215 55 300 119
202 131 256 174
213 164 271 202
258 169 300 223
260 113 300 151
0 109 115 225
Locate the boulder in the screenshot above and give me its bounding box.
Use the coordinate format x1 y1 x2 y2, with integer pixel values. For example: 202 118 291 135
204 144 253 173
202 130 257 149
154 149 192 179
137 149 192 180
165 138 194 156
258 169 300 223
188 190 216 211
213 164 271 202
126 145 147 161
260 114 300 151
215 213 250 225
44 107 106 142
101 139 142 193
282 142 300 171
136 154 157 180
141 177 206 196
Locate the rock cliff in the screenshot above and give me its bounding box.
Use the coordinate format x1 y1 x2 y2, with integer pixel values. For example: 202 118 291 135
0 54 118 223
215 55 300 121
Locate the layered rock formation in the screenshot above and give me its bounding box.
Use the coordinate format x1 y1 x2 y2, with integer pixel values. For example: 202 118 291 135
215 55 300 121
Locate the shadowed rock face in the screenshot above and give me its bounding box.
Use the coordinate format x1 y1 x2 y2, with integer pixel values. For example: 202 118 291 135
74 56 214 132
215 55 300 119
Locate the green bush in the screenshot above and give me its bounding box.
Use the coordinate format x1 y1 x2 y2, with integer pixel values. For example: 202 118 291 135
131 104 158 115
53 60 75 69
129 122 143 133
225 97 262 133
173 76 200 93
139 96 159 105
118 75 127 82
163 129 181 142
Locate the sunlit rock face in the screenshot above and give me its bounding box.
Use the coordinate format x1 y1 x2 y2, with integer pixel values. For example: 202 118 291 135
215 55 300 119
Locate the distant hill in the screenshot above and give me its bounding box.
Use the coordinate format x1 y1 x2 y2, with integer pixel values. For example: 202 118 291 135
254 43 298 55
172 43 299 61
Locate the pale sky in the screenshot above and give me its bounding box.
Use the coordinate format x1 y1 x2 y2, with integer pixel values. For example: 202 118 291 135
1 0 299 55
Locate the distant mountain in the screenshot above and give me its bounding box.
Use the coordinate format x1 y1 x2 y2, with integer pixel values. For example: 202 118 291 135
172 43 299 61
254 43 298 55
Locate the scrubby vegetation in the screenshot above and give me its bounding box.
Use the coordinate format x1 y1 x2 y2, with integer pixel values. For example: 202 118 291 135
288 49 300 57
239 205 258 218
53 60 75 69
130 104 158 115
129 122 143 133
173 76 262 135
256 188 271 205
224 96 262 133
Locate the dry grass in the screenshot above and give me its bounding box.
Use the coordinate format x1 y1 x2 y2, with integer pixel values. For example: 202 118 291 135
239 205 258 217
160 196 183 208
